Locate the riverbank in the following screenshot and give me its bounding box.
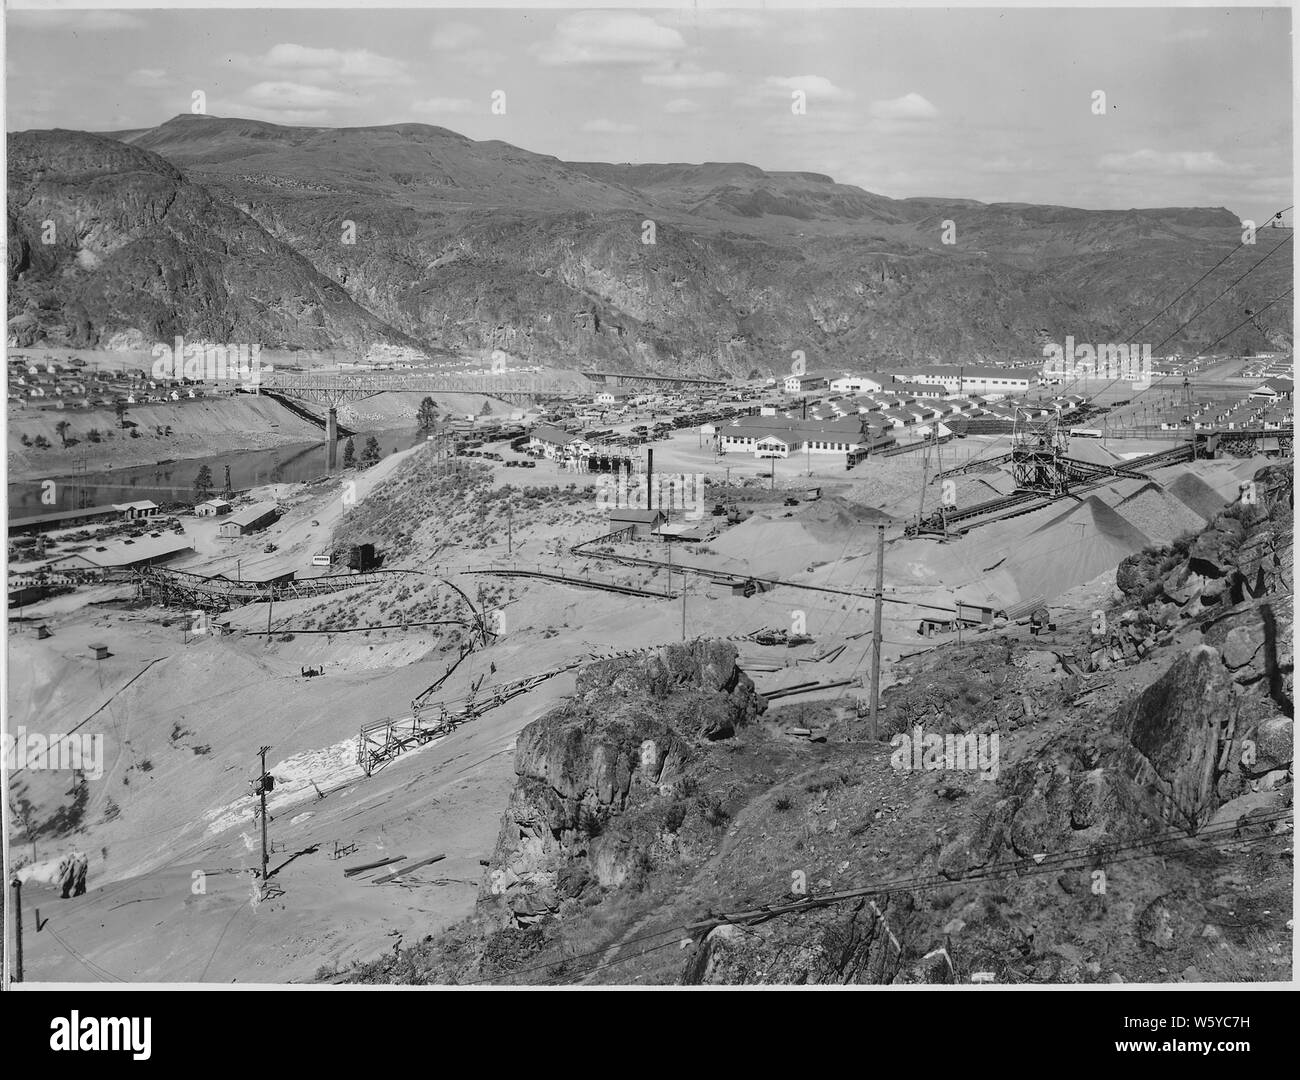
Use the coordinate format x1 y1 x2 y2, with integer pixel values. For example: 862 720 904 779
7 396 325 483
6 390 531 485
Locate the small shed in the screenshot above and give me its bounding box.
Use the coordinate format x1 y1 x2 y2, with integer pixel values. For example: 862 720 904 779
608 508 667 540
114 500 160 520
90 643 110 660
195 498 232 517
218 502 280 538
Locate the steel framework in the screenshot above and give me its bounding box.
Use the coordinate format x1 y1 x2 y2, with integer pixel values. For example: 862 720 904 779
1011 406 1070 496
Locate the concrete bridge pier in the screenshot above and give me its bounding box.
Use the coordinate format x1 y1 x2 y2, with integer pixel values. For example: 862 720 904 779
327 407 339 470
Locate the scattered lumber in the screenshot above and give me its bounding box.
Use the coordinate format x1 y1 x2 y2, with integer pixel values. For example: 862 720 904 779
759 679 820 699
343 855 406 877
373 853 447 884
765 677 858 700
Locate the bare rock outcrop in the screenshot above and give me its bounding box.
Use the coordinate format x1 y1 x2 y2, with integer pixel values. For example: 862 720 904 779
482 640 764 924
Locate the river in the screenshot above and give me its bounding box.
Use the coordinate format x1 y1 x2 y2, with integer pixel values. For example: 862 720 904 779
7 429 431 516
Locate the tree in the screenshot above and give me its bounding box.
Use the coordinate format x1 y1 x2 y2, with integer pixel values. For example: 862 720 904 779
222 464 232 498
194 465 214 500
33 434 50 449
361 435 381 466
114 399 129 429
164 425 173 437
342 437 356 467
87 428 102 443
55 420 71 447
479 400 493 417
20 433 32 447
416 397 439 430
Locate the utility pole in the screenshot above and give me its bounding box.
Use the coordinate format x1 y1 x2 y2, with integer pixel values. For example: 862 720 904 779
916 432 930 527
252 746 273 890
266 594 274 638
868 523 885 740
507 504 513 556
9 877 22 984
681 572 687 641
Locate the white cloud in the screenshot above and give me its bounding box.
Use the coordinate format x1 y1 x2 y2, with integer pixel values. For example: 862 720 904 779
411 97 477 117
430 22 483 51
581 118 638 134
256 44 409 85
242 82 361 111
870 93 939 121
235 106 336 126
642 65 732 90
664 98 701 115
532 12 685 67
1098 149 1249 176
763 75 853 101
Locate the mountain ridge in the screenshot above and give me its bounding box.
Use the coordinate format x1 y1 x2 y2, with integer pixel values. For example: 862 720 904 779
7 114 1290 371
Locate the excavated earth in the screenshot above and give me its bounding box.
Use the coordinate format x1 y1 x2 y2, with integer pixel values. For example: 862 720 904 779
339 464 1293 985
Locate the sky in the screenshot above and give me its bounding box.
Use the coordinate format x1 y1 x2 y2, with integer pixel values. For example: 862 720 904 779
5 4 1293 223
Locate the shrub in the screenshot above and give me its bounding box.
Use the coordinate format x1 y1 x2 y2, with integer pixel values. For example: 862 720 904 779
699 793 730 828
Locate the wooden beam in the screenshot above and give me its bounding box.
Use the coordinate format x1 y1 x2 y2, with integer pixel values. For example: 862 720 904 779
343 854 406 877
372 853 446 885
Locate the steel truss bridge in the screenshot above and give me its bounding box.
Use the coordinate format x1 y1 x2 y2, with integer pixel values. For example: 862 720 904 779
258 372 571 408
581 370 727 388
257 369 725 408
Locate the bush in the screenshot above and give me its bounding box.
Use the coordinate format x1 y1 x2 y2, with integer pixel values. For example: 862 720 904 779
774 793 794 812
698 793 730 828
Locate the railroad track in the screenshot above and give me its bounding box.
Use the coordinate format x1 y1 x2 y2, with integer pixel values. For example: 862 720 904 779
460 566 677 599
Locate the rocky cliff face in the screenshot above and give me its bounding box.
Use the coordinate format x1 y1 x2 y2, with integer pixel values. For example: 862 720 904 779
482 640 764 925
685 466 1293 985
6 129 412 351
11 116 1293 370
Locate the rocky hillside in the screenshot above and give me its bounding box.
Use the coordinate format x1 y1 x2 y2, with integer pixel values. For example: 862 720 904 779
6 129 414 351
9 115 1292 372
336 464 1290 985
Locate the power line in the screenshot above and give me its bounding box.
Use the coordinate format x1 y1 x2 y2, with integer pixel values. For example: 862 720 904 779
1122 206 1292 345
1148 233 1293 357
1182 289 1294 365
